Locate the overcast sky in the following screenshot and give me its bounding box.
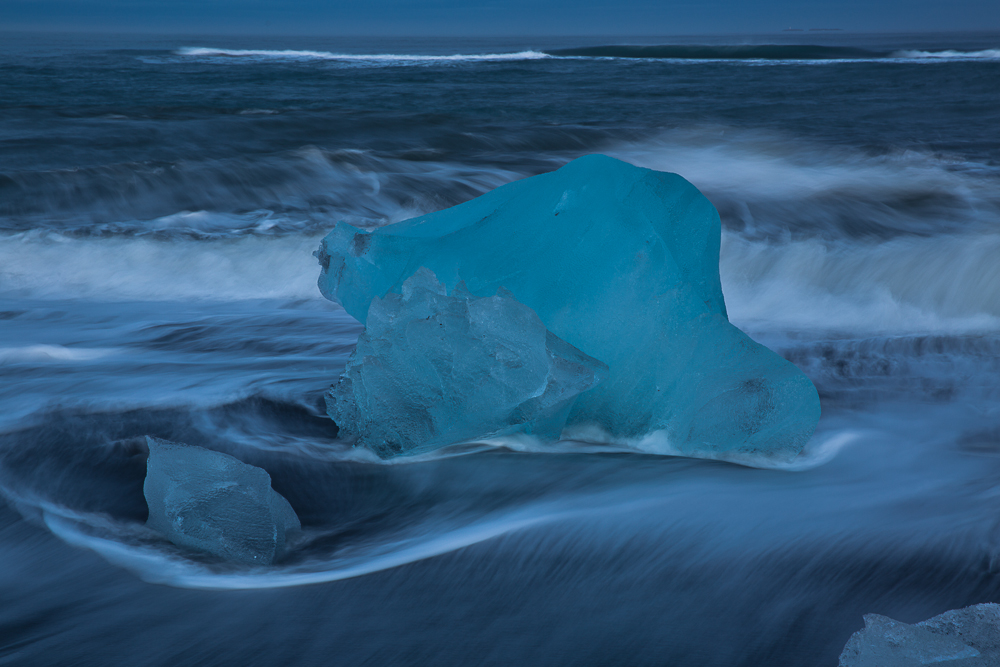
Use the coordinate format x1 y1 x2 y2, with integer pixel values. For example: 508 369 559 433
2 0 998 35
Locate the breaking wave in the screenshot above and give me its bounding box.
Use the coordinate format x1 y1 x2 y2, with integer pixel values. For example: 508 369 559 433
892 48 1000 60
3 129 999 336
178 45 1000 64
720 232 1000 334
0 233 324 301
546 44 1000 61
547 44 887 60
178 47 551 62
0 148 520 234
612 128 1000 239
2 228 998 335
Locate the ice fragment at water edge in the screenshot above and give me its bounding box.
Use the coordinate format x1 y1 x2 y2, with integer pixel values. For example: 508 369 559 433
143 436 300 565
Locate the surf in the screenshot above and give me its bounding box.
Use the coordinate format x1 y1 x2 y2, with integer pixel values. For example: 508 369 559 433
177 47 551 62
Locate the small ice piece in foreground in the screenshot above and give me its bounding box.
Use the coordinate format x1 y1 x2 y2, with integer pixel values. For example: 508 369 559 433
143 436 300 565
327 269 608 458
317 154 820 463
839 604 1000 666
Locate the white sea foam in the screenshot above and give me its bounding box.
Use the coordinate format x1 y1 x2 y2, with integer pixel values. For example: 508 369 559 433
0 232 323 302
720 232 1000 334
0 345 118 364
40 491 642 589
479 426 857 471
43 508 551 589
178 47 550 63
176 46 1000 65
612 128 999 212
2 228 999 334
892 49 1000 60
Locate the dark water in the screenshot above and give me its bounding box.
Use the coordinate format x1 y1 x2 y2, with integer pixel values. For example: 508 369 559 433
2 31 1000 666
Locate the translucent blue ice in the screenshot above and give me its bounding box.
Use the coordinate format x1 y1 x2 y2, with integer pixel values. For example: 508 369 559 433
144 436 300 565
327 268 608 458
839 605 1000 666
317 154 820 462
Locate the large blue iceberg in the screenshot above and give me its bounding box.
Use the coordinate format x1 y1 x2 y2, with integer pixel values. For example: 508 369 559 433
144 436 300 565
318 154 820 462
328 268 608 458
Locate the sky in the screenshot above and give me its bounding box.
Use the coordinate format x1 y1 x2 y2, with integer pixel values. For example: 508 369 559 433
1 0 998 35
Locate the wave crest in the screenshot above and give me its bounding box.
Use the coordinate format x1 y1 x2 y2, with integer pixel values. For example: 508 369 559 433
178 47 550 63
891 49 1000 60
545 44 1000 62
546 44 886 60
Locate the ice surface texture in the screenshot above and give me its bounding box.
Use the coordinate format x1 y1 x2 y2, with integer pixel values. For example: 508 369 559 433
327 269 608 458
317 154 820 461
839 604 1000 666
144 436 300 565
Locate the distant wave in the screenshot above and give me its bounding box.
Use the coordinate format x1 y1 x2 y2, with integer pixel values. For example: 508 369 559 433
178 47 550 62
545 44 1000 61
546 45 886 60
176 45 1000 65
890 48 1000 60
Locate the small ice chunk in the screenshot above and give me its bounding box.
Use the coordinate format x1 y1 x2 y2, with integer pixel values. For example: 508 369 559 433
143 436 300 565
327 269 608 458
839 604 1000 666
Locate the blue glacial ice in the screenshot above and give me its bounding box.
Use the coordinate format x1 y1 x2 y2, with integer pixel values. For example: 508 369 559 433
317 154 820 462
839 604 1000 666
327 268 608 458
144 436 300 565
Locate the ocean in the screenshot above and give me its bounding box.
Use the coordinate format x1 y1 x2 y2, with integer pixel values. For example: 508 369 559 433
1 30 999 665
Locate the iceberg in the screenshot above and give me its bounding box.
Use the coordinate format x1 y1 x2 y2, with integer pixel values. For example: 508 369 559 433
317 154 820 462
839 604 1000 666
143 436 300 565
328 268 608 458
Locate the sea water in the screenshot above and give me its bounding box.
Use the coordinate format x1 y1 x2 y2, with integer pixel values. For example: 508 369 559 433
1 30 999 666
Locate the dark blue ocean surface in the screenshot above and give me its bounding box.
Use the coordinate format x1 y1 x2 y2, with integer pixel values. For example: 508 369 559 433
1 31 1000 666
